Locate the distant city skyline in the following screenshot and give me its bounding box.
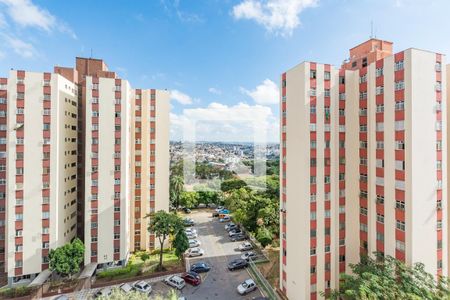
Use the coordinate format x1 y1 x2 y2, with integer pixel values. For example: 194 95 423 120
0 0 449 143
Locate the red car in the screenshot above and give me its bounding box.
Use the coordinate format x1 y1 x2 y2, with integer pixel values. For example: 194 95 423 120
181 271 202 286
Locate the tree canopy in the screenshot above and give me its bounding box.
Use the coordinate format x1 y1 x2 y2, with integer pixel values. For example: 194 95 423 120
324 254 450 300
48 238 84 277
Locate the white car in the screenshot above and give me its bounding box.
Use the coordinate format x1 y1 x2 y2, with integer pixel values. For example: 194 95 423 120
219 215 231 222
119 283 134 294
164 275 186 290
186 247 204 257
188 239 201 248
238 241 253 251
185 228 197 235
225 222 235 230
215 206 224 212
186 232 198 239
237 279 257 295
241 251 257 261
133 280 152 294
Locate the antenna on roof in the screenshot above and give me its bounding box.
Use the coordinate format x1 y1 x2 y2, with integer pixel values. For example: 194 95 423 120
370 20 374 39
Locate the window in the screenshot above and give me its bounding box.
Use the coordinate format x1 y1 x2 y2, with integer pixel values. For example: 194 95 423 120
395 101 404 111
359 91 367 99
310 176 316 184
42 211 50 219
310 211 316 220
359 74 367 83
310 247 316 255
396 200 405 210
339 93 345 100
324 71 331 80
310 194 316 203
359 108 367 116
309 124 316 131
360 223 368 232
376 141 384 149
377 214 384 223
325 245 330 253
375 67 384 77
324 89 331 97
376 232 384 242
376 86 384 95
395 160 405 171
376 122 384 132
395 140 405 150
360 207 368 215
396 220 406 231
310 70 316 79
310 89 316 96
376 104 384 113
360 124 367 132
395 81 405 91
393 60 404 71
396 240 405 252
395 121 405 131
310 105 316 114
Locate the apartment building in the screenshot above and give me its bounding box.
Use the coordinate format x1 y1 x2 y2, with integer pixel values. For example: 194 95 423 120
280 39 447 299
1 70 78 285
130 89 170 252
0 57 170 284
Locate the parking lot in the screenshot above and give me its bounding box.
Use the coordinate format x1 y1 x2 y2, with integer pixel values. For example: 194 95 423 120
179 209 264 299
70 209 264 299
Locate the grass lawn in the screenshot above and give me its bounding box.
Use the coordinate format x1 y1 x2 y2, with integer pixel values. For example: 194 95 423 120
96 249 183 281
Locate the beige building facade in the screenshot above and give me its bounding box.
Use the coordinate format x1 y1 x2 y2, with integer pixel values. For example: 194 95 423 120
0 57 170 284
280 39 447 299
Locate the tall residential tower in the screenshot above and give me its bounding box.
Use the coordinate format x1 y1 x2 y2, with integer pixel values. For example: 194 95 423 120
280 39 447 299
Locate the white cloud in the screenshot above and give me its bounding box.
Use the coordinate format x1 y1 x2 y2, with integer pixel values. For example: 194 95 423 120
170 90 194 105
208 87 222 95
241 79 279 105
0 0 76 38
170 102 279 142
232 0 318 36
2 33 36 58
0 0 55 31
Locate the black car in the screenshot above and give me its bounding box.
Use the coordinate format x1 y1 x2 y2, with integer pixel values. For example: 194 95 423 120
230 233 246 242
190 262 211 273
228 258 248 271
183 207 192 214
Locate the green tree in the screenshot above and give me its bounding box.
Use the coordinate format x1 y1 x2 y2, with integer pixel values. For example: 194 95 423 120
324 254 450 300
170 175 184 210
139 252 150 264
172 228 189 260
256 227 272 247
48 238 84 277
179 191 199 208
147 211 180 271
221 178 247 193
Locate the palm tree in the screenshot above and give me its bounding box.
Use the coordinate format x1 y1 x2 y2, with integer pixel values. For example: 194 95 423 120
170 175 184 210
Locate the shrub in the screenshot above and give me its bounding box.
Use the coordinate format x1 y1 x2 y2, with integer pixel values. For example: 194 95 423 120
256 227 273 248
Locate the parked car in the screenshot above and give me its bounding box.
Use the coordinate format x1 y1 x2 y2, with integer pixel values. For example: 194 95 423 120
215 206 224 212
164 275 186 290
220 215 231 222
186 232 198 239
228 258 248 271
230 233 246 242
225 222 236 230
198 203 207 208
181 271 202 286
219 209 230 214
208 203 217 208
186 247 204 257
185 228 197 235
241 251 257 261
94 288 112 298
183 218 195 226
238 241 253 251
119 283 134 294
237 279 257 295
53 296 69 300
190 262 211 273
183 207 191 214
188 239 201 248
229 229 242 237
133 280 152 294
212 212 219 217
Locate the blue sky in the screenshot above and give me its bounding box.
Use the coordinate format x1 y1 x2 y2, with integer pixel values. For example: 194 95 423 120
0 0 449 142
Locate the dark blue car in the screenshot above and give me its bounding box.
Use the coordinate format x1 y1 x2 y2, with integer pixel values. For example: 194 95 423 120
190 262 211 273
